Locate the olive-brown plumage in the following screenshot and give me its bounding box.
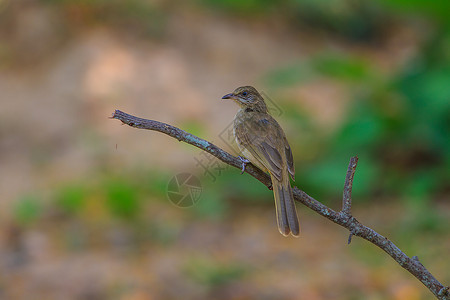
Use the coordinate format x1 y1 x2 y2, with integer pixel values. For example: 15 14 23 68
222 86 300 237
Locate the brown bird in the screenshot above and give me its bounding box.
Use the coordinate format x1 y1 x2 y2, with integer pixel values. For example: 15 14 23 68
222 86 299 237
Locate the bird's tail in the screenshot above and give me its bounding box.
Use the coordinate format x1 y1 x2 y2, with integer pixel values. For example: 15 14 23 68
272 174 300 237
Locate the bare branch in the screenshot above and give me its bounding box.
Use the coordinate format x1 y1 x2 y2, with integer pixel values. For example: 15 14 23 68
111 110 449 300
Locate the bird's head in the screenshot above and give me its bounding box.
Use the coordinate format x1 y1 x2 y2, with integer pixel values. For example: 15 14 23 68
222 86 267 113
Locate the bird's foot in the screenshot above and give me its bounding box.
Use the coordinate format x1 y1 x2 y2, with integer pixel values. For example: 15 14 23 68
237 156 250 174
268 184 273 191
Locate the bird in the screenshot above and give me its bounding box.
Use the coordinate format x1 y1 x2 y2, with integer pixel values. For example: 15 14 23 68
222 86 299 237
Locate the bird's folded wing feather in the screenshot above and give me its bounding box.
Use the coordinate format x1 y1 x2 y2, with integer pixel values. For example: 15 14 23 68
235 114 294 182
284 135 295 181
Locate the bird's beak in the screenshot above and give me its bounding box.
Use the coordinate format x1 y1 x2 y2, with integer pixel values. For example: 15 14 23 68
222 93 235 100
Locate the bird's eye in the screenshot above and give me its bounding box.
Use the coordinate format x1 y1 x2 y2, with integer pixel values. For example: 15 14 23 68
242 91 248 96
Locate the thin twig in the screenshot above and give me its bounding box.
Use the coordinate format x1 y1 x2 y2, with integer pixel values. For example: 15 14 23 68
111 110 449 300
342 156 358 216
348 232 354 245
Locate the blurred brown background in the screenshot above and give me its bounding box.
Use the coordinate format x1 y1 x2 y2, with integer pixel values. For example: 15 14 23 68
0 0 449 299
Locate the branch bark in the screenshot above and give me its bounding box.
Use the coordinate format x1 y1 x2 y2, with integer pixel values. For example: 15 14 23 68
111 109 448 300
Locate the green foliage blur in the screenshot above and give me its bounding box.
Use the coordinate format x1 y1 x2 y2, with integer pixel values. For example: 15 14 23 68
267 43 450 204
261 1 450 205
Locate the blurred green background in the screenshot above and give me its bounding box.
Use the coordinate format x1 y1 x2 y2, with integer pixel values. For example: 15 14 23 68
0 0 449 299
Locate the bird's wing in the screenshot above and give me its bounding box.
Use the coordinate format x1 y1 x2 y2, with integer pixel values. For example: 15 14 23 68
284 136 295 181
235 114 291 182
